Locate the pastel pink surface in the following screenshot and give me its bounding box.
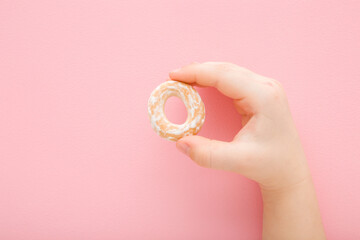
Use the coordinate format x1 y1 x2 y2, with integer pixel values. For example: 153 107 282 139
0 0 359 239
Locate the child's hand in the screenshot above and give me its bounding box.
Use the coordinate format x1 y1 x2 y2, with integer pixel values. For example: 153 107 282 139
169 62 326 240
169 61 309 191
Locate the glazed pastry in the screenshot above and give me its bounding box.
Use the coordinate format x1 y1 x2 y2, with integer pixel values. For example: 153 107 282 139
148 80 205 141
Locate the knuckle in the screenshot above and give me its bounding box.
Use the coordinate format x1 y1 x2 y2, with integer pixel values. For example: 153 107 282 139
272 78 282 87
262 79 286 102
235 66 249 73
215 62 237 72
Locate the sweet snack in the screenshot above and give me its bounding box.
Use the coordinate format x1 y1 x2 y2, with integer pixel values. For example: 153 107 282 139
148 80 205 141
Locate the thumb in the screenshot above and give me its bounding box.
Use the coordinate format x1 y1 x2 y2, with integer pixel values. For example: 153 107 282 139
176 135 239 170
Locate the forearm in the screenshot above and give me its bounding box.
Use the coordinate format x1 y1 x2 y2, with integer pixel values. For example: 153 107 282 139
261 176 326 240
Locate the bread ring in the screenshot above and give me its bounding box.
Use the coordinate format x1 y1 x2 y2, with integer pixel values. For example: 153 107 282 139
148 80 205 141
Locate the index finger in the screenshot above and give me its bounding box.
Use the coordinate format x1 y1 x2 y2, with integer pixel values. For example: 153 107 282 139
169 62 262 107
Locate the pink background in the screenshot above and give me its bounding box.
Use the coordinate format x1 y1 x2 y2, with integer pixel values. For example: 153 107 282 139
1 0 360 239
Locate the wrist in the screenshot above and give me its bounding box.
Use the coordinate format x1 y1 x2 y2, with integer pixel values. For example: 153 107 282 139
259 152 311 193
260 173 313 203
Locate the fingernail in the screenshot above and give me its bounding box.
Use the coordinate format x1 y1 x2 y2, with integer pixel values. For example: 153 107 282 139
176 141 190 156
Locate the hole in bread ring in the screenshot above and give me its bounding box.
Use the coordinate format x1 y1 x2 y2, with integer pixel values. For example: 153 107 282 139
164 96 188 125
148 80 205 141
